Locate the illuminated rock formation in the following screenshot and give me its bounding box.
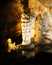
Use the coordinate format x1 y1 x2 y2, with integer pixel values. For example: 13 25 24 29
7 0 52 57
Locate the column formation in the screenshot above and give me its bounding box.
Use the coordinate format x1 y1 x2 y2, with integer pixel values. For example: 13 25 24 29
21 13 35 45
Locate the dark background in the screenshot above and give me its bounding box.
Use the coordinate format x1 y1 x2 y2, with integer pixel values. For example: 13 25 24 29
0 0 52 65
